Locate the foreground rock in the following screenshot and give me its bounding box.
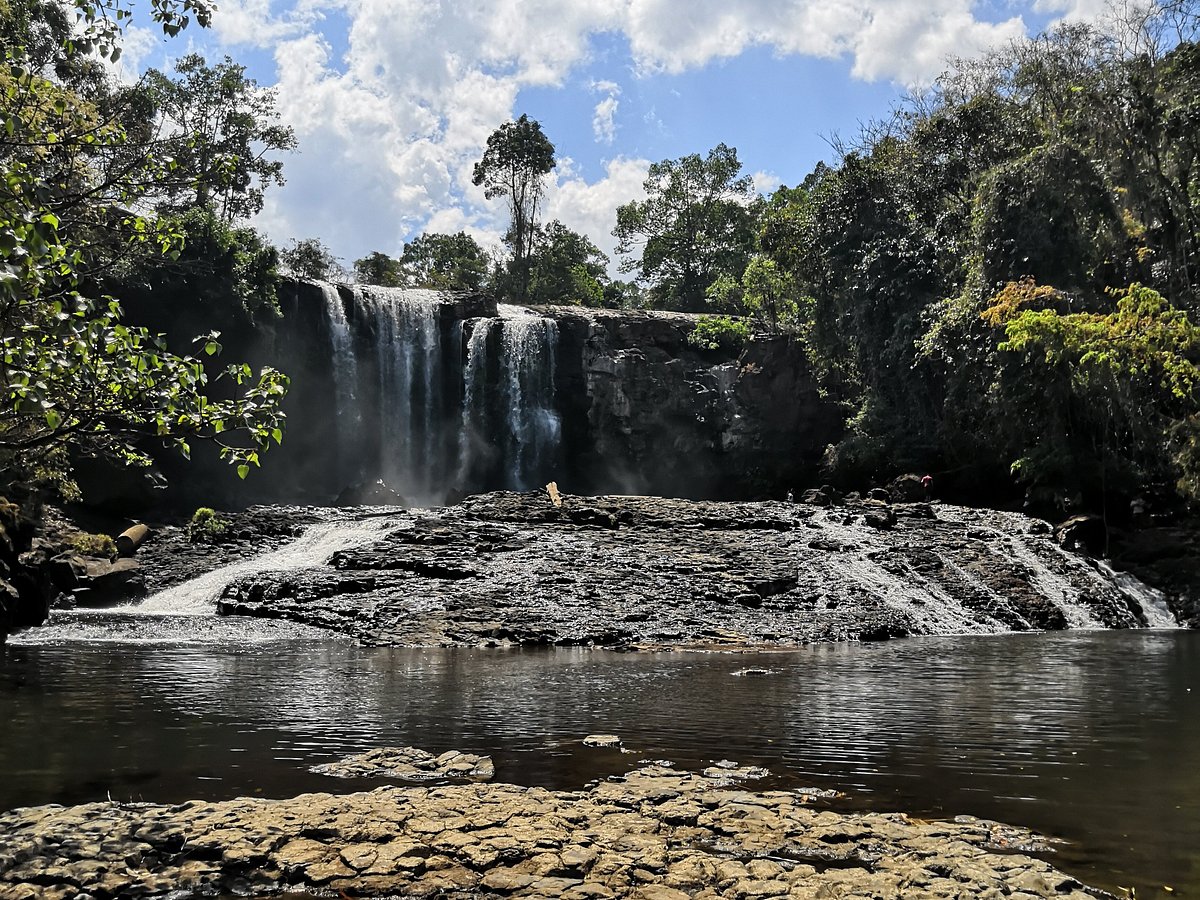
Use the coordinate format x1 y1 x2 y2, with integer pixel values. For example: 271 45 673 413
313 747 494 781
204 491 1163 648
0 765 1096 900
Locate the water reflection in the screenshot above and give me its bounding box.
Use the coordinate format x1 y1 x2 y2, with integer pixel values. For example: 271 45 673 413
2 630 1198 896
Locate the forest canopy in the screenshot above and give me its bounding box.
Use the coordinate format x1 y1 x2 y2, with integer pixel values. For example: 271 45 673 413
0 0 291 496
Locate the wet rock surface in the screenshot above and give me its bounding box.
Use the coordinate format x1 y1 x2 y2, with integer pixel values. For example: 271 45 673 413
0 765 1098 900
200 491 1154 648
313 747 495 781
133 506 326 594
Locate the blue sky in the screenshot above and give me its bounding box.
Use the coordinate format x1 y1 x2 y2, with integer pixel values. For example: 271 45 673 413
120 0 1105 273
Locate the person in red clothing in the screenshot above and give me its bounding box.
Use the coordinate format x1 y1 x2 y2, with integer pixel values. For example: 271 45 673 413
921 474 933 498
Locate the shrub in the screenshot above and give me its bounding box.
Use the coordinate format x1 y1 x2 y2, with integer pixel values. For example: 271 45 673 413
687 315 751 351
188 507 231 543
68 532 117 559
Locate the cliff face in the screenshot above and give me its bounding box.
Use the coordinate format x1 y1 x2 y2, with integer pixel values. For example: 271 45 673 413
91 282 843 511
547 306 842 499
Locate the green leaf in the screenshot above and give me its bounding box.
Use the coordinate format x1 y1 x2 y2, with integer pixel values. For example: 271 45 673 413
236 464 250 480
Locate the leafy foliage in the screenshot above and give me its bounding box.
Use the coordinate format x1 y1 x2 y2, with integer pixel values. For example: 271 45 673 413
68 530 115 557
0 0 290 494
988 282 1200 501
140 53 296 222
743 5 1200 510
614 143 758 311
526 220 608 306
397 231 489 291
280 237 340 281
352 250 403 288
187 505 229 542
687 315 751 352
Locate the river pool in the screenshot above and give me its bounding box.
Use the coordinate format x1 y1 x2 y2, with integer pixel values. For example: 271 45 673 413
3 617 1197 896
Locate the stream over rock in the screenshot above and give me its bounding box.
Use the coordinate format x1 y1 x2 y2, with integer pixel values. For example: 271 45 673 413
126 492 1175 647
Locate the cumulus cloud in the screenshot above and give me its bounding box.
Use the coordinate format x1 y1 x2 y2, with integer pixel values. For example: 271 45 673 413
194 0 1099 262
544 156 651 273
592 95 620 144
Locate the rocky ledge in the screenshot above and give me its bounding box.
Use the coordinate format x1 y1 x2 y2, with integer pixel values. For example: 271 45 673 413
312 747 495 781
0 765 1098 900
204 490 1164 648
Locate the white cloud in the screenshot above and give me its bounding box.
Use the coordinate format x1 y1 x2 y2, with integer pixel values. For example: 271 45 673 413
188 0 1112 264
592 96 620 144
107 25 162 83
544 156 651 274
751 170 783 196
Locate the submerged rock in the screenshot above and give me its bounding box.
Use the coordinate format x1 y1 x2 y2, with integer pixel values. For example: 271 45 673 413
313 747 494 781
582 734 623 748
0 765 1097 900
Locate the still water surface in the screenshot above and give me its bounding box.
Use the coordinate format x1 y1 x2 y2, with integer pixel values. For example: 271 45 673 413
2 618 1198 896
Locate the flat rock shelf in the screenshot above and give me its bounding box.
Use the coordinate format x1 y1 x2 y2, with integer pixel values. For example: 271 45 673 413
185 491 1165 648
0 765 1097 900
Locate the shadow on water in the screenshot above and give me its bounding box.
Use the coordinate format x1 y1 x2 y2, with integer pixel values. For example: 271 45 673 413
3 623 1199 896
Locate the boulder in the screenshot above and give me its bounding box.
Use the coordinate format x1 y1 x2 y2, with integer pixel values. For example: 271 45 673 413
889 474 926 503
0 499 53 640
864 507 897 530
801 488 831 507
51 553 145 607
866 487 891 503
1054 515 1106 555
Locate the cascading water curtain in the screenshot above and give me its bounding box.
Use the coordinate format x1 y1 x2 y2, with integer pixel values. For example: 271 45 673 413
321 284 360 481
498 307 561 490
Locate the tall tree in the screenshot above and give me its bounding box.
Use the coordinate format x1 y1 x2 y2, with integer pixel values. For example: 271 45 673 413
613 143 758 311
353 251 403 287
471 115 555 301
142 53 296 222
280 238 340 281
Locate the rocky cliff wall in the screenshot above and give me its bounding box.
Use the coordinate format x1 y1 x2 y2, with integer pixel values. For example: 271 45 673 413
545 305 842 499
89 282 843 511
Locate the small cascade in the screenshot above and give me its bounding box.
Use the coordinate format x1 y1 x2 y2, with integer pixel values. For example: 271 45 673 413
1097 561 1180 628
935 506 1113 629
811 509 1008 635
134 517 397 616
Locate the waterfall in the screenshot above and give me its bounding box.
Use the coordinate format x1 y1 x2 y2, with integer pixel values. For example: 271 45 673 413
321 284 358 477
314 282 562 503
361 288 443 503
458 318 494 487
497 304 561 490
133 517 398 616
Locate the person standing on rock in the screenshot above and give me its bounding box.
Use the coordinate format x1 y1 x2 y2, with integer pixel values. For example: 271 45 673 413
921 474 932 499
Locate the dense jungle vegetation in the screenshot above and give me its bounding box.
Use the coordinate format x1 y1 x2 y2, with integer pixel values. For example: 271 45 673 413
2 0 1199 521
